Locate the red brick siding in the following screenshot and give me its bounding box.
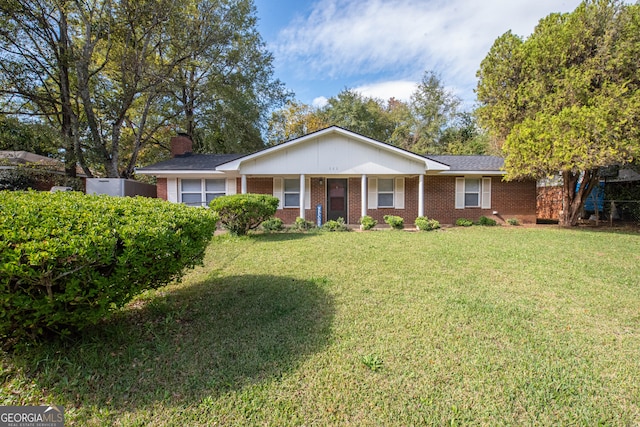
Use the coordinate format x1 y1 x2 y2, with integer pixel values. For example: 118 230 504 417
157 178 167 200
243 175 537 225
363 176 420 225
424 176 537 224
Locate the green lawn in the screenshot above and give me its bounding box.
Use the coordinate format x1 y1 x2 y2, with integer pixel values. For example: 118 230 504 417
2 227 640 425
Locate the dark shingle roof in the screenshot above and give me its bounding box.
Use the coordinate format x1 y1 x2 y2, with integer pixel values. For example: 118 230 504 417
137 153 245 171
425 155 504 171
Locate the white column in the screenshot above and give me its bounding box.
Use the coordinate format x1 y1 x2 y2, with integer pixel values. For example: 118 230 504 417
299 174 306 219
241 175 247 194
361 174 367 219
418 174 425 217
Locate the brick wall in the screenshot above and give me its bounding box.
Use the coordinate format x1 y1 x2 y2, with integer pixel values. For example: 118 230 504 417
237 175 537 225
157 178 167 200
424 176 537 224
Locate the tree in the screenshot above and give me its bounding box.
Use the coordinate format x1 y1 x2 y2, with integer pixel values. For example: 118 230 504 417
0 0 81 176
477 0 640 226
169 0 291 155
405 71 461 154
267 100 328 145
439 112 491 155
0 0 288 177
317 89 395 142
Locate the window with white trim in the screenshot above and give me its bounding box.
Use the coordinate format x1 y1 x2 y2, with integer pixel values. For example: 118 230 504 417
377 178 394 208
464 178 481 208
283 178 300 208
180 178 226 206
455 177 492 209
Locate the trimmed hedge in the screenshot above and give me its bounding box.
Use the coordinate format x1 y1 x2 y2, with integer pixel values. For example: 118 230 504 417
209 193 279 236
0 191 217 346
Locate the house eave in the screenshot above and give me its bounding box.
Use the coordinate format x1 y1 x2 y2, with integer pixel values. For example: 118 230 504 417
436 170 506 176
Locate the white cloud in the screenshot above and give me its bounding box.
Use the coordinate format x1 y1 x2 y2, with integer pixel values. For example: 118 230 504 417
312 96 328 108
354 80 418 102
274 0 582 103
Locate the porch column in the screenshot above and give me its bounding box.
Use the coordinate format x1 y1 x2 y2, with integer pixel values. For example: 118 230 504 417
299 174 306 220
418 174 425 217
241 175 247 194
361 174 367 219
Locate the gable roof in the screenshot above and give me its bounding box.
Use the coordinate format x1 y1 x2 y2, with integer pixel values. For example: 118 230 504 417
425 155 505 175
216 126 449 173
136 127 506 176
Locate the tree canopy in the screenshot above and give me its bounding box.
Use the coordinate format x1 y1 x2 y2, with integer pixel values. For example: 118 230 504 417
476 0 640 226
0 0 289 177
268 72 489 155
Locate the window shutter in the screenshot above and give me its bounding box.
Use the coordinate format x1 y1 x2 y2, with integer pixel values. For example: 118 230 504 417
167 178 178 203
304 177 311 209
455 178 465 209
226 178 236 195
394 177 405 209
273 178 283 209
368 177 378 209
481 177 492 209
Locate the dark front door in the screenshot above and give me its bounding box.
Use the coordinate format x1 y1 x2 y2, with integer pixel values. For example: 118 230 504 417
327 179 348 221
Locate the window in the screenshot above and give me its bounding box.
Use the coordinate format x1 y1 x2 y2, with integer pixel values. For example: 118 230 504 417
464 178 481 207
181 179 203 206
378 178 394 208
455 177 491 210
180 178 226 206
283 178 300 208
205 179 225 204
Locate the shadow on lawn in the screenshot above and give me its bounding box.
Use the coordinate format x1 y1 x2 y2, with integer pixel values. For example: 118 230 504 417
14 275 334 416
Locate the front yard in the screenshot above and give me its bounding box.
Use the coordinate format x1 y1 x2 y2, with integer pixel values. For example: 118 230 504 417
2 226 639 425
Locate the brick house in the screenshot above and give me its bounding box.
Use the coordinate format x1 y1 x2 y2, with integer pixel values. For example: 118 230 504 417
137 126 537 225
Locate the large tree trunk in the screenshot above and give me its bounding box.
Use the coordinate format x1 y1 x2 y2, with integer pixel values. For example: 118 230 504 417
559 169 599 226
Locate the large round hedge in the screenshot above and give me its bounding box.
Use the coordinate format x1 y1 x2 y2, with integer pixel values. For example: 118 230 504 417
0 191 218 345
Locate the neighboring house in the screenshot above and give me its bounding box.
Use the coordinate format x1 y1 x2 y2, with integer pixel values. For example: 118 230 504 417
0 150 85 191
137 126 537 225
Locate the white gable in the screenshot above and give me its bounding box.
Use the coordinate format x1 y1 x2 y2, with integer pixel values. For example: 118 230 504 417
217 127 448 175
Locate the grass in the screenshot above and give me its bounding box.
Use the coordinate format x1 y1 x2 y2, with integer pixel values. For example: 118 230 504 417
2 226 640 425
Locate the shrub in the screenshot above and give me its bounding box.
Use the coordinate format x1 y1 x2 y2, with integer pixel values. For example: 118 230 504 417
0 191 217 346
322 217 350 232
290 217 316 231
507 218 520 226
359 215 377 230
477 216 498 226
415 216 441 231
261 217 284 232
383 215 404 230
209 193 279 236
456 218 474 227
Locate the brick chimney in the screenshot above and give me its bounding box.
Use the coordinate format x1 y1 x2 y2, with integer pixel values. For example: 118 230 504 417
170 134 193 157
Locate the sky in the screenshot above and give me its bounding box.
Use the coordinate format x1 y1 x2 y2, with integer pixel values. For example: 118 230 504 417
253 0 583 109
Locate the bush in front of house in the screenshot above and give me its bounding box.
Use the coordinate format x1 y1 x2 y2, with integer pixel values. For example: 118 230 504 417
477 216 498 226
359 215 377 230
507 218 520 226
209 193 279 236
322 217 350 232
0 191 217 347
383 215 404 230
415 216 441 231
456 218 474 227
261 217 284 233
290 217 316 232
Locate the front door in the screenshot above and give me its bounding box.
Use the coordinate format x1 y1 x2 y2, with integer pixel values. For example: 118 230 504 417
327 179 348 221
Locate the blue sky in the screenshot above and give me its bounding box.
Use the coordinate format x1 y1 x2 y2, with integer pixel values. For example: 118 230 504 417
253 0 583 110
